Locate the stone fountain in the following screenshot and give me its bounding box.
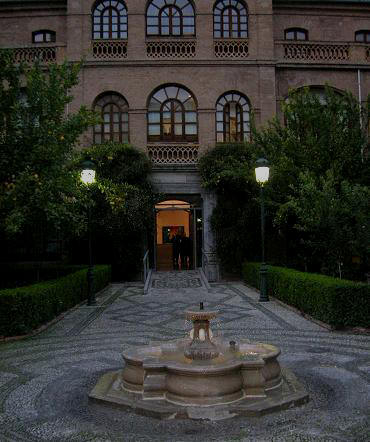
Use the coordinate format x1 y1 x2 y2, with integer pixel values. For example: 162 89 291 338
89 303 308 420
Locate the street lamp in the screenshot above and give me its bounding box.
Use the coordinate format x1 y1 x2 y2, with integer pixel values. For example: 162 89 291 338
255 157 270 302
81 160 96 306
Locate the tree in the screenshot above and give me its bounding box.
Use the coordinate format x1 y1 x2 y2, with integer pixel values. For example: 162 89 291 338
76 142 156 280
249 86 369 277
284 171 370 278
0 49 97 244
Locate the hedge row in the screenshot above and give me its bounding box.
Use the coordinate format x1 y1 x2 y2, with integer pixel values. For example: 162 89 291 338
0 265 111 337
0 264 88 290
242 262 370 329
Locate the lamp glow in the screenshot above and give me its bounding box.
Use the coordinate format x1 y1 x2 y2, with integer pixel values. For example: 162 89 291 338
80 160 96 185
255 158 270 185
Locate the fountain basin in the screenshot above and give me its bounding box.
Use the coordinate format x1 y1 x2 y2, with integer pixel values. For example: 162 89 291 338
89 306 309 419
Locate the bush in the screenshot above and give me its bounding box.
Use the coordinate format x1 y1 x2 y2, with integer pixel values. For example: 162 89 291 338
0 265 111 337
242 262 370 329
0 263 88 290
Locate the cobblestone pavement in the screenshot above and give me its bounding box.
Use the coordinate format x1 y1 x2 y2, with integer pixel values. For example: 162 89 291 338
0 270 369 441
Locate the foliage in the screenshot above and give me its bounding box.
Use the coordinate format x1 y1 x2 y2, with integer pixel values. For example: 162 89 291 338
199 86 369 277
242 262 370 329
0 265 111 337
77 142 156 279
283 171 370 277
199 143 261 271
0 49 98 238
0 263 87 290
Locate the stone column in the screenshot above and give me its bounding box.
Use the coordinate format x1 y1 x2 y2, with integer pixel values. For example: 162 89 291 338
202 190 219 282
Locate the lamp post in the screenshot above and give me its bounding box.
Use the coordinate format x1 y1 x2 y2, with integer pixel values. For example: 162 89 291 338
81 160 96 306
255 158 270 302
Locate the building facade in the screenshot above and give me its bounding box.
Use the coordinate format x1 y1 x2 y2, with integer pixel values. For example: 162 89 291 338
0 0 369 279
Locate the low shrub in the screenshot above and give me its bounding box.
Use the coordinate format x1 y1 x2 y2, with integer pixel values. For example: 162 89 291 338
0 265 111 337
0 263 88 290
242 262 370 329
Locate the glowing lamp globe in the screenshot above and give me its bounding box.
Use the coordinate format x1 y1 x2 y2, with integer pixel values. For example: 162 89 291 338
255 158 269 185
81 160 96 185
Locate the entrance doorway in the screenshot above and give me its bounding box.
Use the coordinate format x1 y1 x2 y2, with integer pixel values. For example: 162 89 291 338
154 199 202 271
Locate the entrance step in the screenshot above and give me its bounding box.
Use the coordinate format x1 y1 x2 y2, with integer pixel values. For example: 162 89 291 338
146 269 210 295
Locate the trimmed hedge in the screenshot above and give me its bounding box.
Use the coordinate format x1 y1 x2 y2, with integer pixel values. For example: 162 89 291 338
242 262 370 329
0 265 111 337
0 264 88 290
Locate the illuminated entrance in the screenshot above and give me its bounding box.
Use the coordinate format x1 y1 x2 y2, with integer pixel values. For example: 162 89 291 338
154 199 202 271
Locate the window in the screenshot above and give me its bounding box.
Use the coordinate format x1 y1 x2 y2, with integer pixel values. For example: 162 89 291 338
216 92 250 142
92 0 127 40
93 93 129 143
213 0 248 38
32 30 56 43
284 28 308 41
146 0 195 36
148 85 198 142
355 30 370 43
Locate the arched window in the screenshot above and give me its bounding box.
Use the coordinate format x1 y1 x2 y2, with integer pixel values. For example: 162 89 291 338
216 92 250 142
32 30 56 43
284 28 308 41
93 93 129 144
92 0 128 40
355 30 370 43
148 85 198 142
213 0 248 38
146 0 195 36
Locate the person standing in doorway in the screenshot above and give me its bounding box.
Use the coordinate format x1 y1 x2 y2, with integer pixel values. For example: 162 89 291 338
180 233 192 270
171 231 181 270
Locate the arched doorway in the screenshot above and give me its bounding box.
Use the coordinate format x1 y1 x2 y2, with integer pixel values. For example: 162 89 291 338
154 198 202 271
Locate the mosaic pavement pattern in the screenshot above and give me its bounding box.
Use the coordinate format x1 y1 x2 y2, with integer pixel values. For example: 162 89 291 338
0 270 369 441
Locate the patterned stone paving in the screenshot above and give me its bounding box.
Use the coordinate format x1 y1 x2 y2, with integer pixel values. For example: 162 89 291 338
0 270 369 441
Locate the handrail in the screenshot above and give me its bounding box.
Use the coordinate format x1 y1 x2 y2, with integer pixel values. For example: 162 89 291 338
143 250 149 284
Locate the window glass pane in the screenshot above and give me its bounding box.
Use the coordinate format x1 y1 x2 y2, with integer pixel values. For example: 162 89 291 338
111 32 118 38
183 17 194 26
185 124 197 135
103 16 109 24
216 111 223 121
163 123 171 135
147 5 158 16
182 5 193 14
172 27 181 35
285 31 294 40
113 113 119 122
176 0 187 9
95 124 102 132
104 124 111 133
297 31 306 40
214 30 221 37
175 112 183 123
122 133 129 142
147 26 158 35
162 112 171 123
184 99 196 110
148 125 160 135
112 16 118 24
240 31 247 38
104 113 110 122
122 123 129 132
355 32 364 42
149 99 161 111
154 89 167 102
147 17 158 26
185 112 196 122
183 26 194 35
161 26 170 35
161 17 169 26
34 33 43 42
122 112 129 122
216 122 223 132
173 17 181 26
113 123 120 131
174 124 182 135
217 133 223 142
94 32 101 39
95 134 102 143
166 87 178 98
148 112 160 123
